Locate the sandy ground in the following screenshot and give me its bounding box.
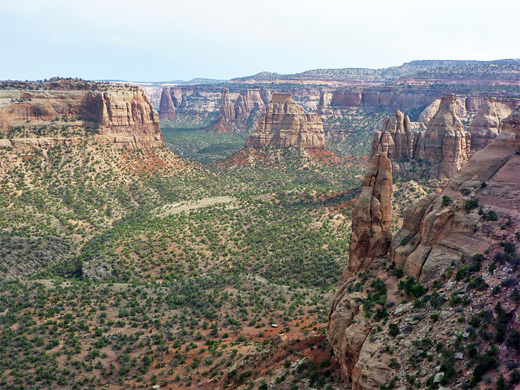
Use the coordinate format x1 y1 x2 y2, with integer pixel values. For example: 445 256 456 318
154 196 238 217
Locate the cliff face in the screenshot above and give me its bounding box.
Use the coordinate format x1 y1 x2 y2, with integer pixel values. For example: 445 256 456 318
210 89 236 133
0 82 164 150
344 152 393 280
244 93 326 149
370 110 414 159
329 106 520 390
392 105 520 283
413 94 470 179
209 89 265 132
468 98 512 150
234 89 265 123
418 97 467 125
159 88 176 120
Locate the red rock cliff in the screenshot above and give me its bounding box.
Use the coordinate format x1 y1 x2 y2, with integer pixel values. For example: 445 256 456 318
468 97 512 151
344 152 393 280
244 93 326 149
370 110 414 159
0 81 164 150
413 94 470 179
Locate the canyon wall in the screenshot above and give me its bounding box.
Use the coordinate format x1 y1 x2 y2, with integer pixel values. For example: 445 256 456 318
244 93 326 149
344 152 393 280
0 80 164 150
370 110 414 159
468 98 512 150
329 105 520 390
413 94 470 179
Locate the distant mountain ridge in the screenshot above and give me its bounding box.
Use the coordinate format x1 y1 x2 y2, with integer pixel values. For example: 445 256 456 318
232 59 520 83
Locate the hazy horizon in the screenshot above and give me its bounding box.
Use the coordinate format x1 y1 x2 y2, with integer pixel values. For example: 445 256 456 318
1 0 519 82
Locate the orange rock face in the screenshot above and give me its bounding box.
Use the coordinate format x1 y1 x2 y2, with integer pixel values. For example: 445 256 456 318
210 89 265 132
244 93 326 149
391 105 520 282
159 88 176 120
413 94 470 179
370 110 414 159
468 97 512 150
0 81 164 150
344 152 393 280
234 90 265 123
329 106 520 390
210 89 236 133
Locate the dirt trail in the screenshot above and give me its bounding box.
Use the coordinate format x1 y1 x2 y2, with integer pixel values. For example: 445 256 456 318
154 196 237 217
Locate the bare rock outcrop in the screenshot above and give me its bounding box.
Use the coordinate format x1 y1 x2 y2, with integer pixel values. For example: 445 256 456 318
370 110 414 159
211 89 236 133
159 88 176 120
317 90 333 115
329 106 520 390
0 81 164 150
234 90 265 123
344 152 393 280
244 93 326 149
418 97 467 125
391 105 520 282
211 89 266 132
328 285 396 390
468 98 512 150
413 94 470 179
219 89 235 122
260 89 272 106
85 89 164 149
329 153 394 390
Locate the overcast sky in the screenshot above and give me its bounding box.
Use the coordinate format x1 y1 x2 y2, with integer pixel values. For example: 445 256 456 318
1 0 518 82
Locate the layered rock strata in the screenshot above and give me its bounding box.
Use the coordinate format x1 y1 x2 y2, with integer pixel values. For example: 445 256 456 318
211 89 236 133
370 110 414 159
234 90 265 123
468 97 512 150
329 106 520 390
344 152 393 280
0 81 164 150
244 93 326 149
210 89 266 132
413 94 470 179
392 105 520 282
158 88 176 119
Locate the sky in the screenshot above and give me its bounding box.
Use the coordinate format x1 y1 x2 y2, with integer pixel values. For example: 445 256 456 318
1 0 519 82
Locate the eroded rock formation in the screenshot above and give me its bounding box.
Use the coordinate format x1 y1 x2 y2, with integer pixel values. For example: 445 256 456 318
392 106 520 282
413 94 470 179
418 97 467 125
159 88 176 120
0 80 164 150
317 90 332 115
468 98 512 150
370 110 414 159
210 89 266 132
344 152 393 280
211 89 236 133
234 90 265 123
329 106 520 390
244 93 326 149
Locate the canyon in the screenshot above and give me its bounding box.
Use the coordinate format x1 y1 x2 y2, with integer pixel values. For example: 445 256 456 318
0 78 165 150
1 60 519 390
244 93 325 150
329 104 520 390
